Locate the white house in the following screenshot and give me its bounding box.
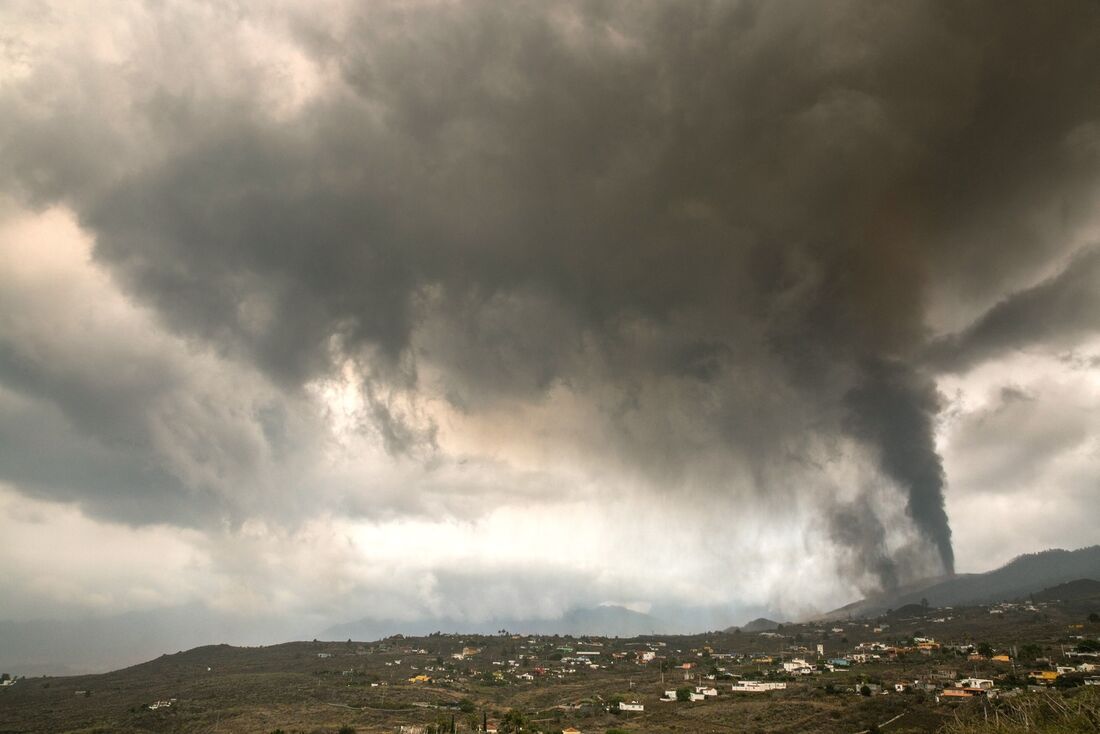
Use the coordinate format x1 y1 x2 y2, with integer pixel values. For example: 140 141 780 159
731 681 786 692
619 701 644 712
782 658 811 673
959 678 994 690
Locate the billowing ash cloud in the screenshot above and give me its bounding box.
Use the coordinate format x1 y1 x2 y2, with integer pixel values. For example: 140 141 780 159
925 247 1100 374
1 0 1099 619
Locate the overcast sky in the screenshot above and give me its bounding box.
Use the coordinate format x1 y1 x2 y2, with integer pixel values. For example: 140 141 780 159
1 0 1099 633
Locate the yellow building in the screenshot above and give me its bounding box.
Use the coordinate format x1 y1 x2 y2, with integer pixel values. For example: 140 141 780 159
1028 670 1059 684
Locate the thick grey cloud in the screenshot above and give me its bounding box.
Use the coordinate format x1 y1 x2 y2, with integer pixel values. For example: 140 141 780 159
926 247 1100 373
1 0 1099 612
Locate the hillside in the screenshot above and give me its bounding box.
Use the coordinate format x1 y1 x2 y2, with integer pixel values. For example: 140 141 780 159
0 605 307 677
725 617 783 633
820 545 1100 619
1032 578 1100 603
3 595 1099 734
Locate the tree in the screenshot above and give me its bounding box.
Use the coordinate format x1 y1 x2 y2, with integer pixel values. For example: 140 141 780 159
499 709 527 733
860 685 872 697
977 642 994 658
676 686 692 702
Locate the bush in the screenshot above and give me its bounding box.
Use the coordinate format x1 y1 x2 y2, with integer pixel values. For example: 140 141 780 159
1076 639 1100 653
941 690 1100 733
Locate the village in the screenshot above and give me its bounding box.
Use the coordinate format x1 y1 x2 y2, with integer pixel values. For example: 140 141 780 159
2 589 1099 733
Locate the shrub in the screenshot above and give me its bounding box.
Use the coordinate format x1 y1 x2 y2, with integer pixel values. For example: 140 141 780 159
941 690 1100 733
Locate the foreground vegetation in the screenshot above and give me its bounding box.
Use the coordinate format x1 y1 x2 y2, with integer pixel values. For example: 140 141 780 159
942 690 1100 733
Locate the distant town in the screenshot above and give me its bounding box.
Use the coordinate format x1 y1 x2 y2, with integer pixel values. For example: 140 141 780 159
2 579 1099 733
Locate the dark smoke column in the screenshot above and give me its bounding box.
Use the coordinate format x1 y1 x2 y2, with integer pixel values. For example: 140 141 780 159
844 358 955 575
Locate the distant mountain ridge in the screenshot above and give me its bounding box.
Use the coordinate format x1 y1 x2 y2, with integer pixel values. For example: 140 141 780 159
725 617 783 633
322 604 665 640
820 545 1100 619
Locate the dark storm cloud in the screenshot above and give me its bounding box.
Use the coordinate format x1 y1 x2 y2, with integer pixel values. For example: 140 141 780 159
926 247 1100 373
0 387 224 527
2 0 1100 589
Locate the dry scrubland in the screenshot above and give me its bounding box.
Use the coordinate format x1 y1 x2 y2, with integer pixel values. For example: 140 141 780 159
2 594 1099 734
